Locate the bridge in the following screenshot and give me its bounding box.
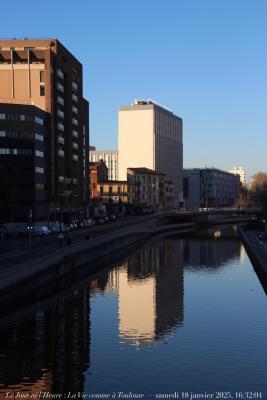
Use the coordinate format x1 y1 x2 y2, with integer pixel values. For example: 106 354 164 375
155 207 261 225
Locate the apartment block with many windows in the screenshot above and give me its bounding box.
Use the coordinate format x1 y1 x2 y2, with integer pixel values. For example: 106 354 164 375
0 103 49 221
0 38 89 222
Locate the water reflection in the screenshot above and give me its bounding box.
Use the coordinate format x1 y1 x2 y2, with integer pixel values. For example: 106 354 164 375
0 236 249 395
0 287 90 395
102 240 184 346
183 239 242 271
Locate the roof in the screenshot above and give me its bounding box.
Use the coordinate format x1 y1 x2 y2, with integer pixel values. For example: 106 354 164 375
89 161 107 169
127 167 165 176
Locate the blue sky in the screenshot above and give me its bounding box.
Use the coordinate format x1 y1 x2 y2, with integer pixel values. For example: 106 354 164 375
1 0 266 178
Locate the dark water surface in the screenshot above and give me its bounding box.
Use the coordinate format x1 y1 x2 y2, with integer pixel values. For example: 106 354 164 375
0 236 267 398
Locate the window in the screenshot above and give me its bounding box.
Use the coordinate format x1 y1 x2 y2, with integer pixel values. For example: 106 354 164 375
58 149 64 157
72 81 78 91
35 167 44 174
118 186 121 194
72 118 78 126
57 68 64 79
35 133 44 142
57 82 64 92
0 148 10 155
20 115 26 121
0 114 5 120
100 186 103 195
35 150 44 157
40 71 45 83
109 186 112 195
40 86 45 96
34 116 44 125
57 96 64 106
72 93 78 102
0 131 6 137
57 122 64 131
36 183 44 190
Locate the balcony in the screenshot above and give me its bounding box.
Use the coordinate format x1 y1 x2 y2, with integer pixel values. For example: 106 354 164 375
72 142 78 150
72 118 78 127
72 154 78 162
72 130 78 138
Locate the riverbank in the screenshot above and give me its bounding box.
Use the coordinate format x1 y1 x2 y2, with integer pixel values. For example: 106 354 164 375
239 226 267 293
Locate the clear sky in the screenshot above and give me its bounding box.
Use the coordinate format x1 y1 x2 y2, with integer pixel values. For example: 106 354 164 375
1 0 266 179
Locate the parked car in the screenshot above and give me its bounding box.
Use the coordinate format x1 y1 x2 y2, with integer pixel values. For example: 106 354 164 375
33 226 51 236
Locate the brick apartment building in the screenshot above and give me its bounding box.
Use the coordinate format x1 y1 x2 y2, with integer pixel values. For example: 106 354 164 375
0 38 89 222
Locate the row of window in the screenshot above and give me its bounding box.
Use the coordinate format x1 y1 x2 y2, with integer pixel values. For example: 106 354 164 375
0 148 33 155
0 130 44 141
58 176 78 184
0 113 44 125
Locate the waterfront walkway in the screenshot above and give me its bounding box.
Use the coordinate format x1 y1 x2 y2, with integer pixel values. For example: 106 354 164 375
239 227 267 277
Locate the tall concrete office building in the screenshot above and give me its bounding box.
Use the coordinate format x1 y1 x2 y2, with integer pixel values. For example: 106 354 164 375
0 39 89 221
118 100 183 205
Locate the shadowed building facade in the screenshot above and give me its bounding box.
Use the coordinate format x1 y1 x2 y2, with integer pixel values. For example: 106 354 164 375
0 39 89 222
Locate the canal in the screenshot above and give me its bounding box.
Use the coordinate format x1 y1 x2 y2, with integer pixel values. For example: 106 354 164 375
0 235 267 398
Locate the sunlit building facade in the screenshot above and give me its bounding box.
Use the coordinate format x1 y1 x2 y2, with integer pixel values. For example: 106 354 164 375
118 100 183 207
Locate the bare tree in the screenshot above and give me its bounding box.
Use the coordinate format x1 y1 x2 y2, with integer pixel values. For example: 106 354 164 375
249 172 267 214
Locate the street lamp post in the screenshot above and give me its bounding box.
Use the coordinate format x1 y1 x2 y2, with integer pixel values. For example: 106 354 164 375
28 208 32 249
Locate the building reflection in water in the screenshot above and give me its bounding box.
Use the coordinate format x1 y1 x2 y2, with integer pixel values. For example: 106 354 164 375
182 238 242 270
106 239 185 346
0 286 91 395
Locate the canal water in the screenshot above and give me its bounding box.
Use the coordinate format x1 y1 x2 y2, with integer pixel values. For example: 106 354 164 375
0 236 267 398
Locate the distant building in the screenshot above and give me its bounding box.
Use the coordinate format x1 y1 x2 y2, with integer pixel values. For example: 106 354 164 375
228 166 246 186
127 167 173 210
90 149 118 181
183 168 240 209
118 100 183 206
89 160 108 199
97 181 129 204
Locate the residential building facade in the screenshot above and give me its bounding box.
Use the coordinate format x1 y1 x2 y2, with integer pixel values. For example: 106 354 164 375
118 100 183 206
0 38 89 222
0 103 49 222
183 168 241 210
90 149 118 181
127 167 165 210
97 181 128 204
228 165 246 186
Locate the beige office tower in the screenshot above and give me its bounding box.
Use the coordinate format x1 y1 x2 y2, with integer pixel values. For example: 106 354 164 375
118 100 183 206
